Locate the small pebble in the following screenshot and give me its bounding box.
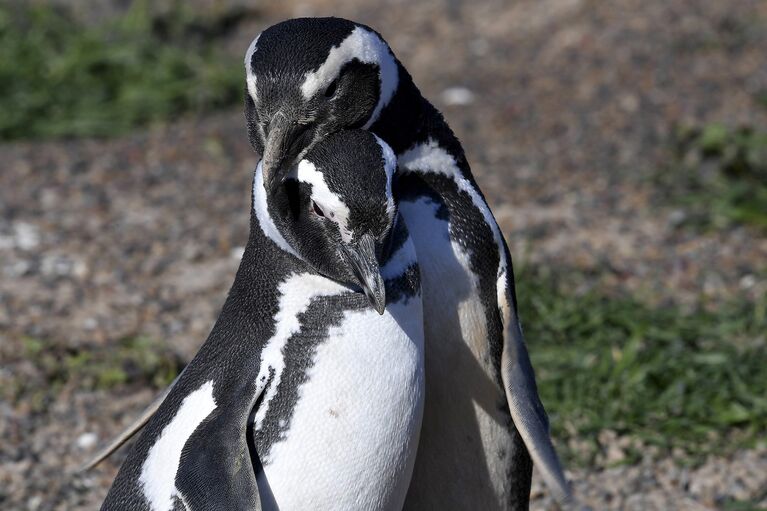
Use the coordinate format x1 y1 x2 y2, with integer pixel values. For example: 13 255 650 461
14 222 41 250
441 87 475 106
739 275 756 289
76 432 98 450
27 496 43 511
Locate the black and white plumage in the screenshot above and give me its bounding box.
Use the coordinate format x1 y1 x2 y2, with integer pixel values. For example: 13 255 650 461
243 17 572 509
101 131 425 510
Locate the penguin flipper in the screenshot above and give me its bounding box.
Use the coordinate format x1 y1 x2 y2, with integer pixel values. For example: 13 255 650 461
498 265 574 506
174 404 262 511
79 375 180 472
172 368 267 511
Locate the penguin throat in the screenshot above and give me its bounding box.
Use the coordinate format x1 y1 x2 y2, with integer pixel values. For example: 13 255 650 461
252 161 303 260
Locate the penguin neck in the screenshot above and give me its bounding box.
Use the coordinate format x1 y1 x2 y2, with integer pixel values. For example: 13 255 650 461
213 180 310 323
371 61 464 164
250 161 307 263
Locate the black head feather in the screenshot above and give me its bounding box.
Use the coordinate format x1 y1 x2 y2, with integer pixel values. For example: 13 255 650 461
244 18 398 189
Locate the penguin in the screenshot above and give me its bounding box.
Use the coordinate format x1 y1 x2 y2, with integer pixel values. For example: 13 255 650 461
242 17 573 509
100 130 425 510
88 15 572 509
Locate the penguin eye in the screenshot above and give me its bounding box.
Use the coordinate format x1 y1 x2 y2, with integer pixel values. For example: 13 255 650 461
312 200 325 217
324 78 338 98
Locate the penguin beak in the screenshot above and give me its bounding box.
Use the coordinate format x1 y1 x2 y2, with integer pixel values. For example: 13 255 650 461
262 113 311 192
344 234 386 315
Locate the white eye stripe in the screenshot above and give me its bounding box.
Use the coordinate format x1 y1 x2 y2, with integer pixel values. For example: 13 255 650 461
244 34 261 101
297 160 353 242
373 134 397 221
300 26 399 129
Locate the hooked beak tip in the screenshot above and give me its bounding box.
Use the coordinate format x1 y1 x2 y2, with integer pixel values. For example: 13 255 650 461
360 272 386 315
371 291 386 315
345 234 386 315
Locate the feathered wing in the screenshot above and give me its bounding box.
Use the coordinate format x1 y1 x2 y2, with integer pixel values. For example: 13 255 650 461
100 351 267 510
173 362 267 511
497 244 573 506
174 393 263 510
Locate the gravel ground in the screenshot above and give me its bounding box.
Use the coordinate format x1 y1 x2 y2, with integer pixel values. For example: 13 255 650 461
2 0 767 509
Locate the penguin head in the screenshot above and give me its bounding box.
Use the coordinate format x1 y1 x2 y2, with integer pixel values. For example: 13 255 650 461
265 130 397 314
244 17 399 195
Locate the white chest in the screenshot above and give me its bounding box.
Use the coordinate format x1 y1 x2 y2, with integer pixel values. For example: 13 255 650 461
257 300 424 511
398 197 487 353
399 195 515 509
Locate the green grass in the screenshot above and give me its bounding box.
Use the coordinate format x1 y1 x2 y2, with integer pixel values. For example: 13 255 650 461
519 267 767 464
757 90 767 111
722 501 767 511
0 1 244 140
8 336 183 413
658 123 767 231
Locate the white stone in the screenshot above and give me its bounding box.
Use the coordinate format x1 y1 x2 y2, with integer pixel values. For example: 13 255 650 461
441 86 475 106
76 432 98 449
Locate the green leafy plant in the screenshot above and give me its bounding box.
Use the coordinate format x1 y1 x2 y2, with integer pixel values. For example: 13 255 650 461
519 266 767 464
658 123 767 231
15 335 182 397
0 1 244 140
